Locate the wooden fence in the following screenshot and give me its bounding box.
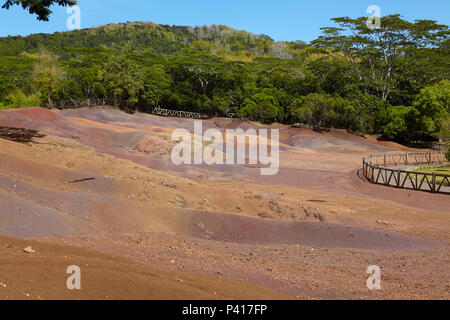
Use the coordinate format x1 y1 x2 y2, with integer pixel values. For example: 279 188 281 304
409 141 448 151
46 100 245 120
151 107 202 119
46 101 206 119
226 111 238 118
44 99 136 111
362 152 449 194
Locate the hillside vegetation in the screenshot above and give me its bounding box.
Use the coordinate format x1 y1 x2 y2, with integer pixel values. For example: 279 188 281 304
0 17 449 141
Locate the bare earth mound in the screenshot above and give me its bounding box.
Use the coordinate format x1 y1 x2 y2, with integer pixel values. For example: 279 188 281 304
0 107 448 299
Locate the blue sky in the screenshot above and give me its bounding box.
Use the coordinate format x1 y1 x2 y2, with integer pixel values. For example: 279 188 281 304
0 0 449 42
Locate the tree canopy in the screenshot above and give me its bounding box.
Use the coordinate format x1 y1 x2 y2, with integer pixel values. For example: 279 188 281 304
2 0 77 21
0 16 448 142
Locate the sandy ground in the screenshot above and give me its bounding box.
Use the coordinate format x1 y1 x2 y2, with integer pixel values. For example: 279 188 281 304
0 235 287 300
0 107 448 300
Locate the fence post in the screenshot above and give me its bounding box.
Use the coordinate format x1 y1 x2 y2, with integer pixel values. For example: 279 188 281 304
428 152 432 164
405 152 408 165
363 159 365 176
397 170 401 187
371 164 374 182
383 154 386 167
432 173 436 192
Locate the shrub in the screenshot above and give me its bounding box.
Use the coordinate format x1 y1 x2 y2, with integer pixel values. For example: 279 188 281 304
0 89 40 109
413 80 450 136
381 105 414 140
237 93 283 123
287 93 354 130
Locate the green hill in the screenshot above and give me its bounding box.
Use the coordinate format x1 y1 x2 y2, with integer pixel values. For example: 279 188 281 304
0 21 308 59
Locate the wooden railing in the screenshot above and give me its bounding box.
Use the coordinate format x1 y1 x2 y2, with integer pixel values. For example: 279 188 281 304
45 101 207 119
362 152 449 194
226 111 238 118
151 107 202 119
44 99 133 110
409 141 448 151
44 100 247 120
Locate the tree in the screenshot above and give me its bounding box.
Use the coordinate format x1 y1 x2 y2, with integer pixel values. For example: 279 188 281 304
173 54 224 96
2 0 77 21
99 55 144 104
238 93 283 123
0 55 35 100
440 114 450 141
382 105 414 139
288 93 354 130
141 64 171 110
32 52 66 106
0 88 39 109
413 80 450 137
66 59 104 103
313 15 448 101
307 58 357 97
438 114 450 160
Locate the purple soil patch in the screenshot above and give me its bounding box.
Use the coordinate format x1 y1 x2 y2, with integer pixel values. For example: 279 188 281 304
0 189 97 238
176 209 442 251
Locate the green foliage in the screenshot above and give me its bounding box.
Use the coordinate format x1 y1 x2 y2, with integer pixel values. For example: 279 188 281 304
440 114 450 161
0 16 448 144
238 93 283 123
0 55 34 100
440 114 450 141
141 64 171 110
413 80 450 137
32 52 66 106
2 0 77 21
99 55 144 104
0 22 275 58
313 15 449 103
382 105 415 139
288 93 356 130
0 88 39 109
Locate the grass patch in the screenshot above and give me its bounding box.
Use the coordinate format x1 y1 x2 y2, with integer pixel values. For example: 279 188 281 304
407 164 450 186
410 164 450 175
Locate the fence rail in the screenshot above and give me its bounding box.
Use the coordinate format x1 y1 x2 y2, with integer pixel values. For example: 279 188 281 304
46 100 245 120
362 152 449 194
44 99 133 109
226 111 238 118
45 101 206 119
409 141 448 151
151 107 202 119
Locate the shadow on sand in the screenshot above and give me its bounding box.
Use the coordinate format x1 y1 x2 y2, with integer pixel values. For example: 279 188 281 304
0 126 45 143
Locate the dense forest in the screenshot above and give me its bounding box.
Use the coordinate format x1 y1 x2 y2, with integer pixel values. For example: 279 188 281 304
0 16 449 142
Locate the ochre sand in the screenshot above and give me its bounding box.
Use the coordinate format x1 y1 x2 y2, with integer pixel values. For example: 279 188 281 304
0 107 448 299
